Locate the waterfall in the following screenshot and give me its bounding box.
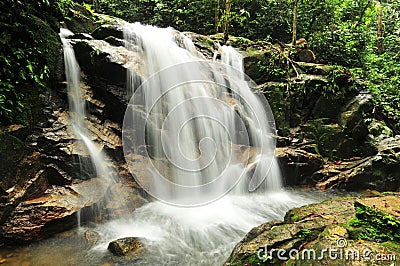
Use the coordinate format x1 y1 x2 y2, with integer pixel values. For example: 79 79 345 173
219 45 283 191
122 24 281 207
60 28 118 222
54 25 322 266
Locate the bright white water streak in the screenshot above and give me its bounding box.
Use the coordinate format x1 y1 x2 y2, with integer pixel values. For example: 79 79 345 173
122 23 280 206
59 28 117 220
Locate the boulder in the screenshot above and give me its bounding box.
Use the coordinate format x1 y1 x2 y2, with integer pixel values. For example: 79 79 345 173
339 93 373 130
367 119 394 138
316 135 400 191
302 121 344 158
66 33 93 40
296 49 316 63
225 195 400 266
85 230 99 246
184 32 218 59
64 5 98 34
92 21 126 40
243 50 274 84
311 95 346 119
71 38 144 123
72 39 138 87
108 237 144 256
354 196 400 242
295 62 334 75
1 178 110 243
275 145 325 186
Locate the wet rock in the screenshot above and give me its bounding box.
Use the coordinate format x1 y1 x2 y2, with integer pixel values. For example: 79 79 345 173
339 93 373 130
92 24 125 40
225 195 400 266
66 33 93 40
296 49 316 63
0 14 149 243
315 135 400 191
85 230 99 246
1 178 110 243
73 39 139 87
103 36 126 47
71 38 144 124
185 32 217 59
275 146 325 186
108 237 144 256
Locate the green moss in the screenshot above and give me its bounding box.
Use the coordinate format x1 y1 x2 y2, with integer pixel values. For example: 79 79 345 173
381 242 400 253
65 4 98 33
291 213 301 223
0 133 28 188
0 2 62 125
0 133 24 156
230 252 271 266
196 35 216 51
346 204 400 242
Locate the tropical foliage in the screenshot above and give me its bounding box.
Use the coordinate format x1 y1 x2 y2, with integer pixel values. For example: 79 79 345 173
0 0 74 125
2 0 400 132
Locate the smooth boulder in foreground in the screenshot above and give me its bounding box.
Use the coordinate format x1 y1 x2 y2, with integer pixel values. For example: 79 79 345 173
108 237 144 256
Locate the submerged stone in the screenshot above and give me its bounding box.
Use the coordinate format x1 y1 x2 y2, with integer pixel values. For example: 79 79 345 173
84 230 99 246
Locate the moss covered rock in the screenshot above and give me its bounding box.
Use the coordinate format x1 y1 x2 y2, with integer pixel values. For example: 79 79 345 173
225 195 400 266
0 133 27 190
108 237 145 256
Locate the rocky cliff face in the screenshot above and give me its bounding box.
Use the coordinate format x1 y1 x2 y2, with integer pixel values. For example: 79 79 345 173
0 13 147 244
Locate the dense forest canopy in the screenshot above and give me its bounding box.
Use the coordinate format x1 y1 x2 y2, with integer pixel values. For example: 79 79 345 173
1 0 400 131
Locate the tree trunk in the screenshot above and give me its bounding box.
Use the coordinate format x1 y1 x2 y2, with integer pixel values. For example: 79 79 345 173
292 0 298 45
223 0 231 44
215 0 220 33
377 1 383 55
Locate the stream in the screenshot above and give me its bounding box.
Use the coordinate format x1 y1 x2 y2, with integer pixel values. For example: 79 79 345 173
0 189 345 266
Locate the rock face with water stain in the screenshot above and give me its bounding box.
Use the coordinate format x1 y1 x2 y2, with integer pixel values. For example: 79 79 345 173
1 178 108 242
0 14 147 244
225 194 400 266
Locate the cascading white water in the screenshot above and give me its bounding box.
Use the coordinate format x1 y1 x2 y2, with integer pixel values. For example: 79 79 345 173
76 23 316 265
122 24 281 206
60 28 118 222
219 45 283 191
